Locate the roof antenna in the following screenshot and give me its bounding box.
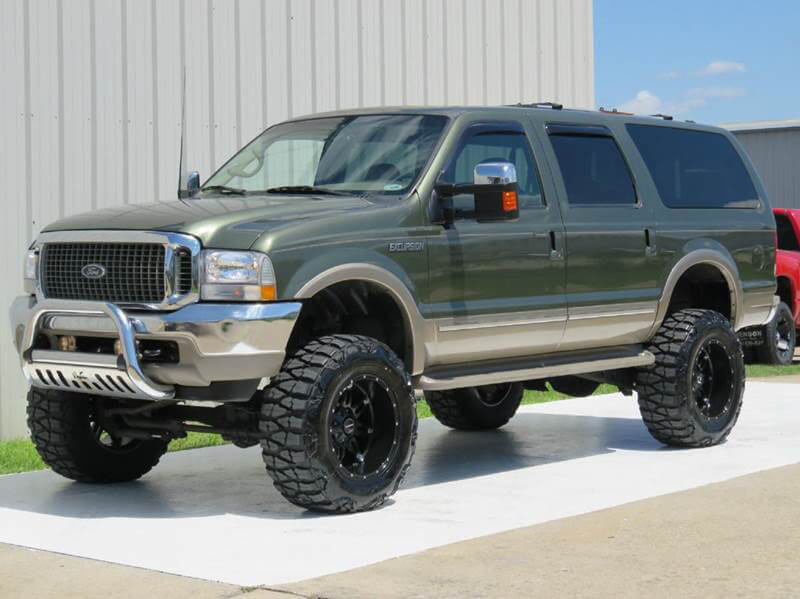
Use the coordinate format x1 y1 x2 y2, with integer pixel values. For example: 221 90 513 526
177 68 199 199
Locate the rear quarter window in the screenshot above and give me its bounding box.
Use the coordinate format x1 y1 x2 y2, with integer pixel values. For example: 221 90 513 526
626 124 759 209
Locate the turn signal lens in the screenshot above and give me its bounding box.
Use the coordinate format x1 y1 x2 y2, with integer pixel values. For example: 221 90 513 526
260 285 277 301
502 190 518 212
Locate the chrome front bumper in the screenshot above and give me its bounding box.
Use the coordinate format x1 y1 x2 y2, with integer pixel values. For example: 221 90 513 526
10 296 302 401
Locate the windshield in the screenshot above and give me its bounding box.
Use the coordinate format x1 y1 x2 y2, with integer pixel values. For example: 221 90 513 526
203 114 449 195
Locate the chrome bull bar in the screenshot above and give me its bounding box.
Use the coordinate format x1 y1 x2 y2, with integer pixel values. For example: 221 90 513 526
20 299 175 400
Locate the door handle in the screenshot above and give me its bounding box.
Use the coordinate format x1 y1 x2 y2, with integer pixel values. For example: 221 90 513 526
644 228 657 257
549 230 563 260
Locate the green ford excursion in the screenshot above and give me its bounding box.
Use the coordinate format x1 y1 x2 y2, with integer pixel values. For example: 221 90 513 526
9 104 777 512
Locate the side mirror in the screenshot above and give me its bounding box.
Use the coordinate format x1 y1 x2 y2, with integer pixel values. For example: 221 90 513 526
179 171 201 198
434 161 519 223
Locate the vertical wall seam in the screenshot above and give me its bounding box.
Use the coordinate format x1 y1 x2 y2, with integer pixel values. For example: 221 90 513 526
179 0 186 171
121 0 130 205
461 0 467 103
334 0 340 109
568 0 575 107
89 0 98 209
536 0 542 101
150 0 160 201
552 0 559 102
286 0 293 117
261 0 268 125
481 0 487 105
56 0 65 218
442 0 448 105
422 0 428 105
309 0 317 113
207 0 216 167
378 0 385 105
400 0 406 104
499 0 506 102
356 0 363 107
234 0 242 147
22 0 32 242
517 0 523 102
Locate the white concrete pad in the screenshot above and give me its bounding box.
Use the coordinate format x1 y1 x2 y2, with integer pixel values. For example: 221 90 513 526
0 381 798 586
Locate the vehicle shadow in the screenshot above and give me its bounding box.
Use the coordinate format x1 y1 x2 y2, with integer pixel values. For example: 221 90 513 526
0 412 663 522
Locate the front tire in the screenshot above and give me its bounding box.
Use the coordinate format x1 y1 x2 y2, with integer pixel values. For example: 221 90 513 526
424 383 524 431
635 309 744 448
27 388 168 482
259 335 417 513
757 301 796 365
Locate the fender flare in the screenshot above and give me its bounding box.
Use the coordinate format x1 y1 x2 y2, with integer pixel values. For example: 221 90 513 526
650 249 744 337
295 263 430 375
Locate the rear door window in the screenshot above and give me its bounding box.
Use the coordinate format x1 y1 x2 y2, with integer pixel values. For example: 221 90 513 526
626 124 759 209
548 133 637 205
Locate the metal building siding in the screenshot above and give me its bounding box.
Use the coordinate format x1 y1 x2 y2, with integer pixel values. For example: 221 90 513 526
732 129 800 210
0 0 594 440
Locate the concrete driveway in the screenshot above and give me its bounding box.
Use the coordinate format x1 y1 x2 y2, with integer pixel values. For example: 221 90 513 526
0 381 798 590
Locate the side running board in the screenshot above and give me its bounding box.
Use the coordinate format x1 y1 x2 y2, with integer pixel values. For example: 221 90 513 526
413 346 654 391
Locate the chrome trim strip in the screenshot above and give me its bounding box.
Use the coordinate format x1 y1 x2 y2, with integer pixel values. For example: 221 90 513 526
33 230 202 311
438 315 567 332
567 309 655 321
415 350 655 391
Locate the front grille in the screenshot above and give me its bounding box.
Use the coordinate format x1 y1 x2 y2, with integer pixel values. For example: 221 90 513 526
176 249 193 294
41 243 166 304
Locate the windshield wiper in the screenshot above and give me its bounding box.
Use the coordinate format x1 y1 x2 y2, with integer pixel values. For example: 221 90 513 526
199 185 247 195
264 185 350 196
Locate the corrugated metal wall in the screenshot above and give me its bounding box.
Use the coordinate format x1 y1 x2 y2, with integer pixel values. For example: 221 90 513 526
0 0 594 440
731 129 800 209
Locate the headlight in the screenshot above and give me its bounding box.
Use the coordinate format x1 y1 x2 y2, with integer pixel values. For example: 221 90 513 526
24 249 38 280
200 251 277 301
23 248 38 294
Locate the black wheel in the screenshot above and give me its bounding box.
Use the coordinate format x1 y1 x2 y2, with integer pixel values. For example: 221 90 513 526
26 388 168 482
757 301 796 365
424 383 524 431
549 376 600 397
636 309 744 448
259 335 417 513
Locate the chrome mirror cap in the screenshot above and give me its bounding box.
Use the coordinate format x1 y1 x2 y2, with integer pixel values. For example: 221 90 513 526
473 161 517 186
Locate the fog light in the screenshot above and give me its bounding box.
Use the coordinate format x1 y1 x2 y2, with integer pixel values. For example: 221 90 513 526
57 335 77 352
114 339 122 355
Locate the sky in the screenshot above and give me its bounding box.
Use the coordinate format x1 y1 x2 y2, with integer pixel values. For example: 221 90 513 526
594 1 800 125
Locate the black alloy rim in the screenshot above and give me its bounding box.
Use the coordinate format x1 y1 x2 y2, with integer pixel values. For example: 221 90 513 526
691 338 735 420
471 384 514 408
89 400 137 451
775 312 794 362
329 374 400 479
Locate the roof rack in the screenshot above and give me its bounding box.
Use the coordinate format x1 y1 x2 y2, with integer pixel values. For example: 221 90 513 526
512 101 563 110
650 113 674 121
598 107 633 116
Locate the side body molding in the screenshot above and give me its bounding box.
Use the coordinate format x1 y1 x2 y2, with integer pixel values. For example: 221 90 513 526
295 264 432 375
649 249 744 337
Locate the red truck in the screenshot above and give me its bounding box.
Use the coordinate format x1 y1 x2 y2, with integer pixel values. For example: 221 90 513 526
741 208 800 364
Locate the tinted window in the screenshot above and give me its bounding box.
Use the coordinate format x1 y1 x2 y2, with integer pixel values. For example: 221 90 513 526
549 135 637 205
776 214 799 251
443 129 544 213
626 125 758 209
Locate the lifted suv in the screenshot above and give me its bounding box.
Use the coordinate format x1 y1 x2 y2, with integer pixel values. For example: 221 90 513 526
10 106 777 513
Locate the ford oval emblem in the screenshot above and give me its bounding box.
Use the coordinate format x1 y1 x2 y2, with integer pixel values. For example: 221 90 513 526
81 263 106 279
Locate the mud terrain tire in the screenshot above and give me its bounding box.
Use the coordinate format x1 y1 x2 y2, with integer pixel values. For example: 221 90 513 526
424 383 524 431
259 335 417 513
636 309 744 448
757 301 796 365
27 388 168 482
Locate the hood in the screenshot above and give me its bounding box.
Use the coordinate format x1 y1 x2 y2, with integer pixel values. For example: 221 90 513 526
42 195 376 249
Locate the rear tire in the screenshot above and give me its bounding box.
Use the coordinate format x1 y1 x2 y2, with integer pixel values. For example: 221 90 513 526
757 301 796 365
635 309 744 448
259 335 417 513
27 388 168 482
424 383 524 431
